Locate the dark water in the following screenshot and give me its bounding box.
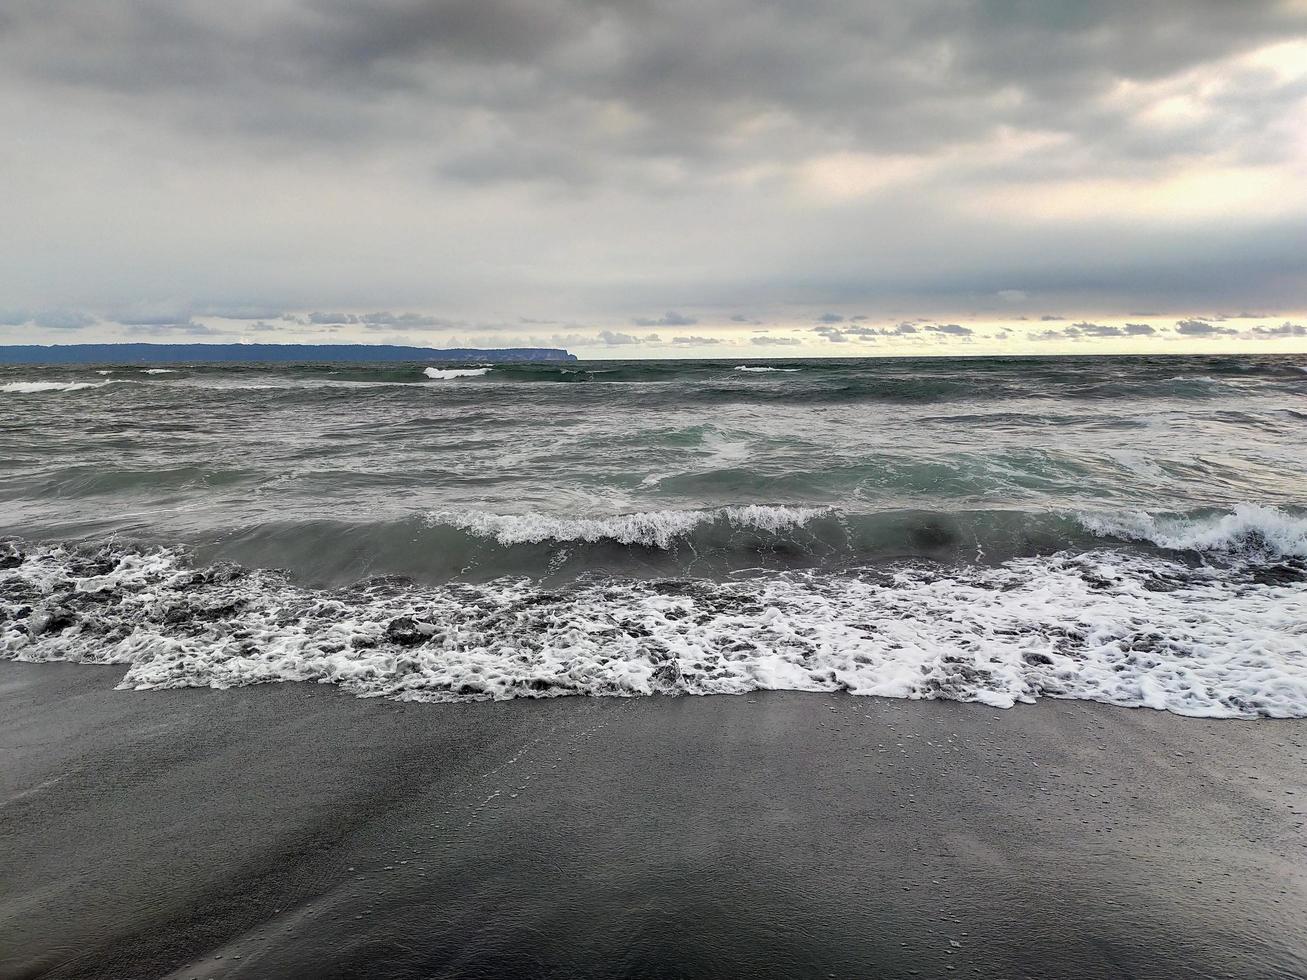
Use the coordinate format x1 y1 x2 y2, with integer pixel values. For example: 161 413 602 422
2 355 1305 715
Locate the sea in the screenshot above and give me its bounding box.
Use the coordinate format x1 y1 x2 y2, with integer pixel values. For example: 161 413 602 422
2 354 1305 717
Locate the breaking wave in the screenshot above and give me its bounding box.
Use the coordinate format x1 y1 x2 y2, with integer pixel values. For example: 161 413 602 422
424 367 491 380
437 505 829 549
1 380 113 393
2 541 1304 718
1078 504 1307 558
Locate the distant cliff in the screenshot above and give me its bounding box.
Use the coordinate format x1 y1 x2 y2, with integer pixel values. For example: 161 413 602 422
0 343 577 364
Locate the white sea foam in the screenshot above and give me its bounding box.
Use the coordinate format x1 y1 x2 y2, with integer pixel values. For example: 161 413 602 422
3 544 1304 717
1079 504 1307 558
436 505 829 548
1 381 111 393
424 367 491 380
734 365 800 372
143 368 177 374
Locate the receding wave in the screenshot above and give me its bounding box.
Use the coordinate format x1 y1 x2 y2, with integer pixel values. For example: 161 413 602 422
3 541 1304 717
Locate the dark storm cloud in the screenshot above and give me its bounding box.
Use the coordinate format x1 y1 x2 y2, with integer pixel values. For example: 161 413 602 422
632 311 697 327
5 1 1303 176
2 1 1306 333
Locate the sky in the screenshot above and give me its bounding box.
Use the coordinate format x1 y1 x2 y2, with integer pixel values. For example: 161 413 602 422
2 0 1306 358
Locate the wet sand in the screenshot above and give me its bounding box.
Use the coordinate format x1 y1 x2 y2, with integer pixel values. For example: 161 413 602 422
1 662 1305 979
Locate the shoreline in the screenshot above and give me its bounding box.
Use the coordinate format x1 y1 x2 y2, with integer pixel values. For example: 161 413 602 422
2 662 1305 979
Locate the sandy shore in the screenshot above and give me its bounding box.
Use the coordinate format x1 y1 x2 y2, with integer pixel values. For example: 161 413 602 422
1 662 1304 979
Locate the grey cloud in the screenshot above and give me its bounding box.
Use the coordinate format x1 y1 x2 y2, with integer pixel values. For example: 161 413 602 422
632 311 697 327
730 314 762 325
1068 321 1125 338
813 325 850 342
109 310 197 326
32 310 95 330
2 2 1306 331
671 335 724 344
597 329 660 345
306 311 452 329
126 321 224 336
1040 315 1066 321
361 312 450 328
925 323 973 337
1124 323 1156 335
0 309 95 329
1251 321 1307 337
816 313 844 324
1175 319 1237 336
751 335 802 346
1033 321 1139 340
6 2 1303 178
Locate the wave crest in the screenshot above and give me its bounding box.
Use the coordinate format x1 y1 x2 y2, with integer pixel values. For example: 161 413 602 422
435 505 829 548
2 381 113 393
424 367 490 380
1079 504 1307 558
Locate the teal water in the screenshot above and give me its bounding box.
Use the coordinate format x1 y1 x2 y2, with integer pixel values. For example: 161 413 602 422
2 355 1305 715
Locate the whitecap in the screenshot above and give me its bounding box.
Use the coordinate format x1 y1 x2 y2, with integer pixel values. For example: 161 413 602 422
1 381 112 393
435 504 829 548
1079 503 1307 558
734 365 800 373
424 367 491 380
4 543 1304 718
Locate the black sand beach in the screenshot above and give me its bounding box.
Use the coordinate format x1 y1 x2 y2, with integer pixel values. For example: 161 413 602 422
2 663 1304 979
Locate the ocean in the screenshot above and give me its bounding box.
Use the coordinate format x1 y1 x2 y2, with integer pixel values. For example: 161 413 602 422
2 354 1305 718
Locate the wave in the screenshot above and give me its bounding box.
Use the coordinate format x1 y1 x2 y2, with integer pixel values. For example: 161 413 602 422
143 368 177 374
438 505 828 548
423 367 491 380
1 381 113 393
1078 504 1307 558
734 365 800 373
3 541 1303 717
176 505 1307 589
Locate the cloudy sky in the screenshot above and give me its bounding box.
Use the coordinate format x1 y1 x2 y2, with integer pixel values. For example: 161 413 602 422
2 0 1305 356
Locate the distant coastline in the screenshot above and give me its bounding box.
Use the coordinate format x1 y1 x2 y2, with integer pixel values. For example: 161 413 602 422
0 343 576 365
